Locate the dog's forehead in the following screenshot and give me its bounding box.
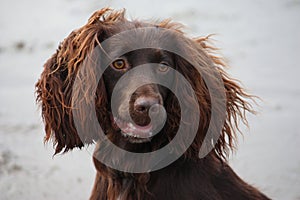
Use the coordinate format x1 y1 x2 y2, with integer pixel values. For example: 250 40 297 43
125 49 167 65
101 21 179 59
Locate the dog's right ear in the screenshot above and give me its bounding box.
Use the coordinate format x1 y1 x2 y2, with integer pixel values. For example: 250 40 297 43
35 8 125 154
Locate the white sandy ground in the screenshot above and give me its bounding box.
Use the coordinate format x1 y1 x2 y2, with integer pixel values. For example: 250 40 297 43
0 0 299 199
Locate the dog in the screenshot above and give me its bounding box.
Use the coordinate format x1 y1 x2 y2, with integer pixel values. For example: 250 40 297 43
35 8 270 200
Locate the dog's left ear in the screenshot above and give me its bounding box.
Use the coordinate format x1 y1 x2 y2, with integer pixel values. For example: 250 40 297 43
35 8 124 154
170 35 254 159
195 37 255 158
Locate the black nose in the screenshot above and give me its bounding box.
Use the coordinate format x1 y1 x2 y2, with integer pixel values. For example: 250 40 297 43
133 97 160 115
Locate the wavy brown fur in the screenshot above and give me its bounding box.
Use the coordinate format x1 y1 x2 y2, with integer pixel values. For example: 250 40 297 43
35 8 269 200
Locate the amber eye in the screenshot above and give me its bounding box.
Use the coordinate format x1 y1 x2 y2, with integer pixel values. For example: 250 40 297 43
112 59 126 70
158 62 170 73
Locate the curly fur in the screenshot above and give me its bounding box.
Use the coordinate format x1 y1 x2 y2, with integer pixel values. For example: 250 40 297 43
35 8 270 200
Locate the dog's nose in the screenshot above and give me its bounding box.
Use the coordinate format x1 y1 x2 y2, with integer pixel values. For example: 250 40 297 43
133 97 160 115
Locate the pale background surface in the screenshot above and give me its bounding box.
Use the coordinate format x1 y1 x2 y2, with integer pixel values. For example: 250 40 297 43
0 0 299 199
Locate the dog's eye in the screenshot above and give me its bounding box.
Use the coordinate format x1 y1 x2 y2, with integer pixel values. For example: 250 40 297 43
158 62 170 73
112 59 126 70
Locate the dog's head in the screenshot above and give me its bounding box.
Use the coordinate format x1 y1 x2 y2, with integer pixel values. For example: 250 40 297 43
36 8 253 160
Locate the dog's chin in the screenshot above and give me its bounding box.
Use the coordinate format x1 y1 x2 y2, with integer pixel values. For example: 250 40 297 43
110 115 153 144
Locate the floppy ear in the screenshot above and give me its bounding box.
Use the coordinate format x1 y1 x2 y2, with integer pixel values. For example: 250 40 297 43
194 36 255 158
195 36 255 160
168 34 254 160
35 8 124 154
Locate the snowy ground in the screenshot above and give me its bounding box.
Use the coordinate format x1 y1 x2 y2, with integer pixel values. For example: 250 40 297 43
0 0 299 199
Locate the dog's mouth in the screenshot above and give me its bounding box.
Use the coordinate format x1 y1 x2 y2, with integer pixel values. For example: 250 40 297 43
110 115 153 143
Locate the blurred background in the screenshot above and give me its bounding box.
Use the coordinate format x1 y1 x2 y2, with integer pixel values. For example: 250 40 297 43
0 0 299 199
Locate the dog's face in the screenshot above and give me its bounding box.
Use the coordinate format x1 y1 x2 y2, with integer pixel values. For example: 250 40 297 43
36 8 252 159
103 49 174 144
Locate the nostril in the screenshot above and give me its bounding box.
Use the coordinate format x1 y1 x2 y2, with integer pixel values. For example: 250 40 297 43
133 97 160 114
149 104 160 115
135 104 148 113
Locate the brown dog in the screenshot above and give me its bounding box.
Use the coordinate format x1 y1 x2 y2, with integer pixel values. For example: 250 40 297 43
36 8 270 200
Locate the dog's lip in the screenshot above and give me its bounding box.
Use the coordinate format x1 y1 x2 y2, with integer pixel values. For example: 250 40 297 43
111 115 153 139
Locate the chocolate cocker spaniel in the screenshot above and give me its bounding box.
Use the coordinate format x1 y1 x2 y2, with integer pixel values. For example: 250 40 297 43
35 8 270 200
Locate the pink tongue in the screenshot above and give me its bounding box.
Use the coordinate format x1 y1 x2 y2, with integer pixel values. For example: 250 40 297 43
116 120 153 138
